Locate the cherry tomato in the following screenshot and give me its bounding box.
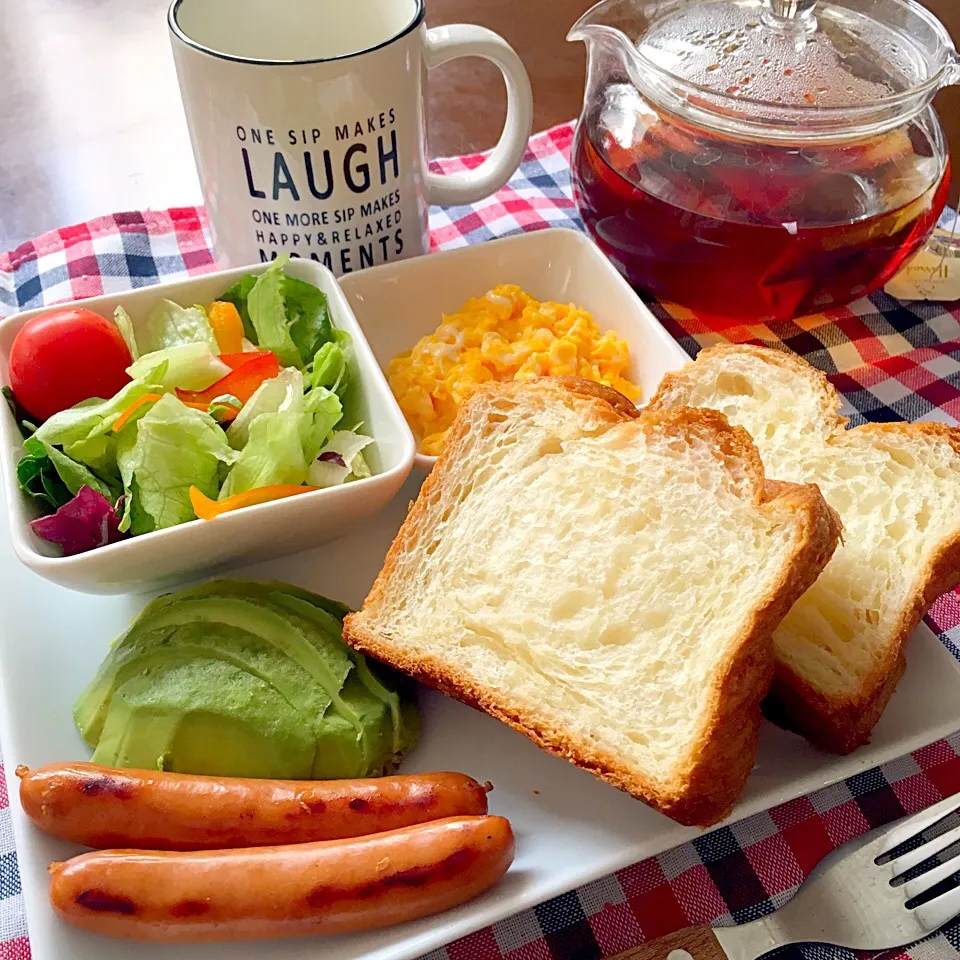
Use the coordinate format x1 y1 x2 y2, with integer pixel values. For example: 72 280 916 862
8 308 133 422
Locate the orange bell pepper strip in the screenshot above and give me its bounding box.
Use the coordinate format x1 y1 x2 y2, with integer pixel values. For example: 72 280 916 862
112 393 162 432
208 301 245 355
190 484 319 520
176 351 280 407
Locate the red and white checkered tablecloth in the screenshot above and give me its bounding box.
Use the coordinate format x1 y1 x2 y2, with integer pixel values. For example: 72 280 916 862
3 122 960 960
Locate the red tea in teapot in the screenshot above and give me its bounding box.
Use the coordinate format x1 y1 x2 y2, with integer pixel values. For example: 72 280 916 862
572 85 950 324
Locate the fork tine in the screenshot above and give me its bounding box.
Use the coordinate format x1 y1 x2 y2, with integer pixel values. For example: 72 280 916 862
902 847 960 901
879 792 960 856
891 822 960 879
914 885 960 934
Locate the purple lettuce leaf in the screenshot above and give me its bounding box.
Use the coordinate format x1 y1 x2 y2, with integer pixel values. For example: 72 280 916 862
29 485 126 556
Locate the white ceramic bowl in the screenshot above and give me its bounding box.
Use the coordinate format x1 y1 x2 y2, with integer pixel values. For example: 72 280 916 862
339 227 691 471
0 260 416 595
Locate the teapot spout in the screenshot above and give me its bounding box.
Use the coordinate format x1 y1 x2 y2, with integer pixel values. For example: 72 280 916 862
944 51 960 89
567 1 639 68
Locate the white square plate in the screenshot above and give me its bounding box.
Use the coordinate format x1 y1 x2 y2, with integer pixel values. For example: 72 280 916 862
4 492 960 960
2 230 960 960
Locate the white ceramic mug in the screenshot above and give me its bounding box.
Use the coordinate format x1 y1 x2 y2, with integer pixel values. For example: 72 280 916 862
168 0 533 275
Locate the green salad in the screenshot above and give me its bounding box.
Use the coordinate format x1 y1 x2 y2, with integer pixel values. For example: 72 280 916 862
5 258 374 556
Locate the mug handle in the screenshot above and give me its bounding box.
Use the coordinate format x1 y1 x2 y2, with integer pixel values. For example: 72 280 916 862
422 24 534 206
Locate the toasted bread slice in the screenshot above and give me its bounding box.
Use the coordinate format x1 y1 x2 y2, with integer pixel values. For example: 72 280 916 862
650 344 960 753
344 377 840 825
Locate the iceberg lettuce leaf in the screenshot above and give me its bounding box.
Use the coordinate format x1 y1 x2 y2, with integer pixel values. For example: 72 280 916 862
128 343 230 392
226 367 304 450
244 258 334 369
116 395 238 535
219 388 342 499
136 300 219 354
35 380 163 449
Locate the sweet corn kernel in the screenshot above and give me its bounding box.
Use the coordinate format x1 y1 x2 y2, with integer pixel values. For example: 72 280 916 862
388 284 641 455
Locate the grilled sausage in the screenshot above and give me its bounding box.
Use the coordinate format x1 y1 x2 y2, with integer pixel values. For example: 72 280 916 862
48 815 514 941
18 763 490 850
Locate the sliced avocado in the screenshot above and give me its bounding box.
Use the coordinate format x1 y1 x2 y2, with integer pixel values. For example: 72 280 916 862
277 592 414 758
75 594 353 743
74 579 421 781
263 582 352 622
93 659 315 779
75 623 339 748
144 584 360 725
142 579 350 625
311 673 421 778
398 697 421 757
75 624 178 744
348 652 404 756
145 597 352 692
268 592 347 640
312 672 392 779
75 583 241 733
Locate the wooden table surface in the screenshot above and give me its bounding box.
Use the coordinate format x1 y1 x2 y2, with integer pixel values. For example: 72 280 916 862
1 0 958 252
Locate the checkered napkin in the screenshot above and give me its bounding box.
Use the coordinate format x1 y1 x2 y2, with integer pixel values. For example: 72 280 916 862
2 122 960 960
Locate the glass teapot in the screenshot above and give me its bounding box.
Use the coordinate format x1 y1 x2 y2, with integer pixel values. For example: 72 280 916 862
568 0 960 323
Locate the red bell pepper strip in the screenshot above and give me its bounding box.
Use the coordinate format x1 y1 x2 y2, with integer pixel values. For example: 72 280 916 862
218 350 276 371
176 351 280 406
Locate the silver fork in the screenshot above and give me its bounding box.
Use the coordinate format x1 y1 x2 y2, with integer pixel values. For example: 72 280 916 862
612 791 960 960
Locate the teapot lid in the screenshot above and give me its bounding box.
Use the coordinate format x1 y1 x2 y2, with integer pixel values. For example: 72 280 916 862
639 0 926 108
575 0 960 137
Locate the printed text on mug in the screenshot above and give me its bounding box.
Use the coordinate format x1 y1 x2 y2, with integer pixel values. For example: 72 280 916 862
236 110 405 273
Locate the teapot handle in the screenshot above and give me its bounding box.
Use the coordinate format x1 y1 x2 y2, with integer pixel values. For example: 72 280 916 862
422 25 533 207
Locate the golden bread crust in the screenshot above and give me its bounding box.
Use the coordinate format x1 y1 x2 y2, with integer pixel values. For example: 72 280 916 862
344 376 840 826
650 343 960 754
